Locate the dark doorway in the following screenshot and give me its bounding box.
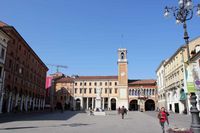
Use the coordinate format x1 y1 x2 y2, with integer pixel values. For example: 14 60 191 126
174 103 179 113
145 99 155 111
75 99 81 111
111 98 116 110
129 100 138 111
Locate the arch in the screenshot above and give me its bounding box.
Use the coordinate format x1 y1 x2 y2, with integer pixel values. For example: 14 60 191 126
75 98 81 111
145 99 155 111
129 100 138 111
110 98 116 110
121 52 124 59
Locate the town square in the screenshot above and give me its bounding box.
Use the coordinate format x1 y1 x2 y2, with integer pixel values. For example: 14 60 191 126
0 0 200 133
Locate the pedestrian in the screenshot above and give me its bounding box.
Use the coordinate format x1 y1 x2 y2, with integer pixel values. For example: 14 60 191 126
157 107 169 133
124 107 127 115
121 106 125 119
89 107 93 115
118 107 121 115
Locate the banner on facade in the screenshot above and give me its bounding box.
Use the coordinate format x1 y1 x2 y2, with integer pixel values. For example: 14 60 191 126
187 82 196 93
186 65 196 93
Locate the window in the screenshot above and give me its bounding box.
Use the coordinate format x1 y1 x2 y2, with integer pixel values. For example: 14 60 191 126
105 88 107 94
0 48 5 59
94 82 97 86
19 68 23 74
135 90 138 96
19 45 21 50
0 66 2 78
80 88 82 94
89 82 91 86
109 82 112 86
115 88 117 94
75 88 77 93
132 89 135 95
89 88 92 94
105 82 107 86
75 83 77 86
84 88 86 94
115 82 117 86
152 89 155 95
100 82 102 86
94 88 96 93
80 82 82 86
109 88 112 94
84 82 87 86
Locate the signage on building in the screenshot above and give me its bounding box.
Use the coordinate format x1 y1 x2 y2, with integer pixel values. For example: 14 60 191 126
187 82 196 93
186 65 196 93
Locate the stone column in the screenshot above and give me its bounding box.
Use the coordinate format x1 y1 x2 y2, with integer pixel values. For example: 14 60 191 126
92 97 94 110
7 92 12 112
38 99 41 110
102 97 105 110
29 97 32 111
80 97 83 110
0 93 4 113
35 98 38 110
86 97 88 110
20 95 24 111
108 97 111 110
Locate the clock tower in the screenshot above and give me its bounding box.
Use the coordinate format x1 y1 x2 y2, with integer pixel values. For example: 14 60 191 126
117 48 128 109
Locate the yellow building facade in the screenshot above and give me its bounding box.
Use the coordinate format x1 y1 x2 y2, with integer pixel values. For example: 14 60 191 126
55 48 157 111
157 36 200 114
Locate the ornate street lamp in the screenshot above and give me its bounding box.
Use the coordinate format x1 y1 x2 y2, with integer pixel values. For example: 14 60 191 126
164 1 200 133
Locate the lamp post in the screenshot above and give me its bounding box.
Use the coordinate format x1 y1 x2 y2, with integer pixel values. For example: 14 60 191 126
164 1 200 132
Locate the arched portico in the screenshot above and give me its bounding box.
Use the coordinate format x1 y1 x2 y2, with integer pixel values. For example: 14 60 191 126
129 100 138 111
110 98 116 110
145 99 155 111
75 98 81 111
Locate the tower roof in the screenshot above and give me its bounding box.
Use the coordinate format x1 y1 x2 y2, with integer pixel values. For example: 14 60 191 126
118 48 127 51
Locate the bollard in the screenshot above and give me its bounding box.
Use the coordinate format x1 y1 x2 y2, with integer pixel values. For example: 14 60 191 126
190 93 200 133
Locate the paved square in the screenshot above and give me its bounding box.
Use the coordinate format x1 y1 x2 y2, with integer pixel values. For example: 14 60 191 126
0 111 191 133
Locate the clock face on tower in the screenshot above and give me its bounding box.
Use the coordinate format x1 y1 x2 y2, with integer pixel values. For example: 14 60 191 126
121 72 125 77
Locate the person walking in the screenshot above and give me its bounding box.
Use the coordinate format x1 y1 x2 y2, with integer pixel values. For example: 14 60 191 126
121 106 125 119
157 107 169 133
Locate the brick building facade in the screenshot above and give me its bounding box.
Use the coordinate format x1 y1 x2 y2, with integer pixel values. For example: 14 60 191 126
0 22 48 113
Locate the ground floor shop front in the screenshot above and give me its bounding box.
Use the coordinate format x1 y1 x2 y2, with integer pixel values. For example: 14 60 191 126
74 97 118 111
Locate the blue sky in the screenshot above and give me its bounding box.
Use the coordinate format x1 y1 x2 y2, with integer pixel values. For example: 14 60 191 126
1 0 200 79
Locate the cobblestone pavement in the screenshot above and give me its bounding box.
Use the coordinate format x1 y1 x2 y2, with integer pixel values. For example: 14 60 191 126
0 111 192 133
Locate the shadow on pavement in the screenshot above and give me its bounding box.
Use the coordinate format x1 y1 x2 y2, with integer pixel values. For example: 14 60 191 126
0 110 86 124
0 122 94 130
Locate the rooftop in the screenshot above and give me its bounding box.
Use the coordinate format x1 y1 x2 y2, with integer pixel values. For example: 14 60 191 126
128 79 156 85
